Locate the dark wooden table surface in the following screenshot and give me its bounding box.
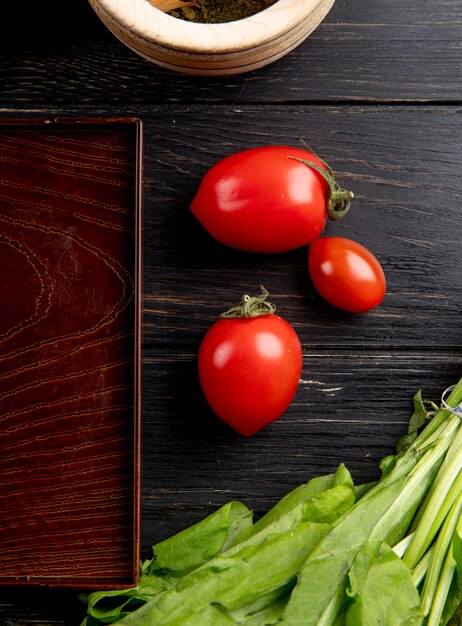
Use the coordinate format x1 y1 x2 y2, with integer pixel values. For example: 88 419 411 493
1 0 461 623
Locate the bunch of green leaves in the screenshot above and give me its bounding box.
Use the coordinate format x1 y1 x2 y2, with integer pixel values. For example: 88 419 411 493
80 465 355 625
396 385 462 625
80 377 462 626
279 380 462 625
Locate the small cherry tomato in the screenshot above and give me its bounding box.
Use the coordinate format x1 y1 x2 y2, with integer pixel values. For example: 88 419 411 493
308 237 386 313
191 146 353 254
198 287 302 436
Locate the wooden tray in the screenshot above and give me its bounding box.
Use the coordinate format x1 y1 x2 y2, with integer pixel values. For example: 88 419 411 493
0 118 143 589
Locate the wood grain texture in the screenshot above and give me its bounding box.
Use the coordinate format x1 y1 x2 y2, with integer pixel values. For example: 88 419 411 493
0 0 461 103
0 121 142 589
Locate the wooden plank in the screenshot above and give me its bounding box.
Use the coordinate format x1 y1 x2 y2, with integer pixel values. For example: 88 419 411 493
0 0 460 103
0 588 83 626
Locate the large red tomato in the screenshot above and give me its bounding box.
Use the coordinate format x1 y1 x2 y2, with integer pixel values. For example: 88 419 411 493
308 237 386 313
190 146 353 254
198 288 302 436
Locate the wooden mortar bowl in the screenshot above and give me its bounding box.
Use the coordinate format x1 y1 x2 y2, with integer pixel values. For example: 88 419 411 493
88 0 335 75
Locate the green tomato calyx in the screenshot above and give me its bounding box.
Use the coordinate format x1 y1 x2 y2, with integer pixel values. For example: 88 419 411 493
290 153 354 221
221 285 276 319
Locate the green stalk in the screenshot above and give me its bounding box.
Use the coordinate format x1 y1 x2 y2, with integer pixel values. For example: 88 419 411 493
427 556 456 626
411 417 462 532
280 381 462 626
413 379 462 449
412 548 433 589
403 439 462 570
420 491 462 616
426 533 459 626
426 464 462 548
439 417 462 469
369 424 460 548
360 378 462 511
393 532 414 558
288 153 354 221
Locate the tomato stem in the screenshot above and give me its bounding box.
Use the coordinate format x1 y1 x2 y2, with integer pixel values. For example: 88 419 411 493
289 156 354 221
221 285 276 319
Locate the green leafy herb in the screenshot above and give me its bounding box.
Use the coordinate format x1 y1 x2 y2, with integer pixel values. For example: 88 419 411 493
147 500 252 576
113 523 331 625
80 377 462 626
80 501 252 624
345 540 423 625
397 389 431 453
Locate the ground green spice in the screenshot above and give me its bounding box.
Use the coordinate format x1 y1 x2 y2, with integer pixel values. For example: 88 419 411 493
169 0 278 24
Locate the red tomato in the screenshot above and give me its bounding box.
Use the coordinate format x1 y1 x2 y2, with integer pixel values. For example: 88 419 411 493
308 237 386 313
190 146 352 254
198 289 302 436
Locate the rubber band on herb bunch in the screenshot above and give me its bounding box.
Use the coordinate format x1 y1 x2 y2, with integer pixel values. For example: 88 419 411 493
289 142 354 221
441 384 462 417
221 285 276 319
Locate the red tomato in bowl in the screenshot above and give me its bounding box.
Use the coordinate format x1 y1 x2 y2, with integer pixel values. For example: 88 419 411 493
190 146 353 254
308 237 386 313
198 288 302 436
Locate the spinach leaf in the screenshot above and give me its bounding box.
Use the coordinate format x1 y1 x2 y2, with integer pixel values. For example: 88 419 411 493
81 500 252 624
236 464 352 544
280 477 408 625
345 540 423 625
114 522 331 625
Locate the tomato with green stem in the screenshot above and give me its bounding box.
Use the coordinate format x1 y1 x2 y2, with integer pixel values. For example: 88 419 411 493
190 146 353 254
198 287 303 436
